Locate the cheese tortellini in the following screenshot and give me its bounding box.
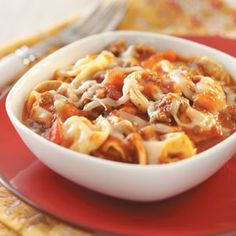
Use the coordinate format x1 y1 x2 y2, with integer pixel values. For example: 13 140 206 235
62 116 111 153
23 40 236 165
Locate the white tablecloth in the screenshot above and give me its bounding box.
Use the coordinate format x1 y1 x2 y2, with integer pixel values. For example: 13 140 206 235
0 0 98 46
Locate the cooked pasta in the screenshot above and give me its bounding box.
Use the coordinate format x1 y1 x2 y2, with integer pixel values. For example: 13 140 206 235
22 40 236 164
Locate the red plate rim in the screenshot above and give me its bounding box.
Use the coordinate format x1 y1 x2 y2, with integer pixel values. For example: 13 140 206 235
0 174 104 234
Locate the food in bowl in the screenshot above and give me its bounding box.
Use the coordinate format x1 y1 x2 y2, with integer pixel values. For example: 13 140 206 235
22 39 236 165
6 32 236 201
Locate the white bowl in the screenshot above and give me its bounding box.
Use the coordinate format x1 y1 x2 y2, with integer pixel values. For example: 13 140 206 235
6 31 236 201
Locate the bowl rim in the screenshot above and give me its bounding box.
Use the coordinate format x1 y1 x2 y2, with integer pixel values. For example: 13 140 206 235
6 30 236 170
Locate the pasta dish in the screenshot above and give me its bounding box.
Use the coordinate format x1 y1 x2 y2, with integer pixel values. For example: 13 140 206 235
22 40 236 164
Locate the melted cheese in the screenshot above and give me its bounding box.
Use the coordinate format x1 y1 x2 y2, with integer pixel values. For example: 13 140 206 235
74 80 97 96
169 69 194 99
24 41 236 166
158 59 173 73
71 51 116 89
143 140 164 164
118 111 148 127
77 83 100 107
53 93 71 115
194 75 226 113
83 71 150 111
73 57 93 69
112 66 143 73
195 76 224 95
154 123 180 133
57 82 78 102
30 105 53 127
120 71 149 112
121 45 136 58
99 137 127 160
128 133 147 164
143 132 196 164
170 97 216 130
62 116 111 153
194 56 230 84
224 87 236 105
108 115 136 139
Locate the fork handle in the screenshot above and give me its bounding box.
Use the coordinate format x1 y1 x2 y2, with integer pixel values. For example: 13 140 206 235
0 46 37 89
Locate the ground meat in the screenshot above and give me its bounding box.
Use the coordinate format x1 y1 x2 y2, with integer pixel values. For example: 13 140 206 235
106 39 126 56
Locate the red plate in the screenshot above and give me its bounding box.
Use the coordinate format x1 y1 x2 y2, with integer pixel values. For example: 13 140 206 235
1 36 236 236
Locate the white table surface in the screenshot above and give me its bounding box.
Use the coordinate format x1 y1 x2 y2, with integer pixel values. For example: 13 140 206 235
0 0 98 46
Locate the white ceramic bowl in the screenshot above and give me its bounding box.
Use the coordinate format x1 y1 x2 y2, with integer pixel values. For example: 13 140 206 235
6 31 236 201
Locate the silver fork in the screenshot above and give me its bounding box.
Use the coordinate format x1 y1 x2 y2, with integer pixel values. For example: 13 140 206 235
0 0 129 93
